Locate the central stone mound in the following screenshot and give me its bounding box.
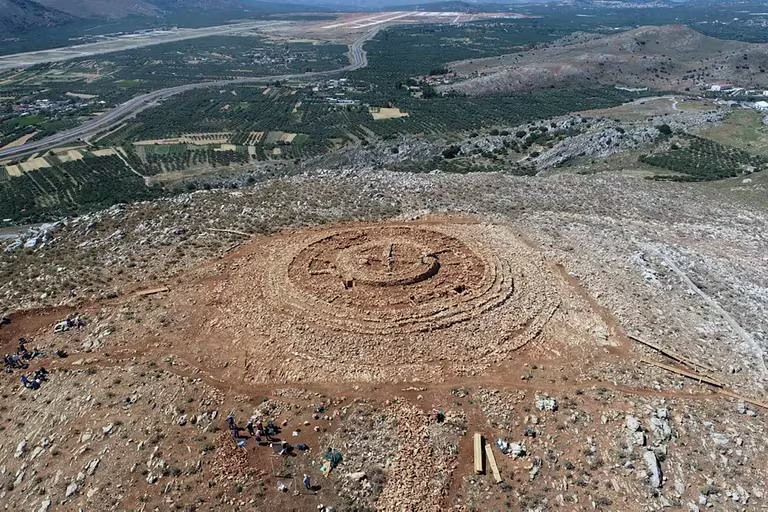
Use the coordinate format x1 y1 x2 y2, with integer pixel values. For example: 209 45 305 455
335 239 439 288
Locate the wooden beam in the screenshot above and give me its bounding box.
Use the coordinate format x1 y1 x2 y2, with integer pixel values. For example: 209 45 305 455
485 443 502 483
135 286 169 297
641 359 768 410
719 389 768 411
640 358 724 387
473 432 483 474
630 334 716 373
207 228 252 237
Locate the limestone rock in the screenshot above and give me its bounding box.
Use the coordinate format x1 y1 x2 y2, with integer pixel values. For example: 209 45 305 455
626 416 641 432
14 440 27 459
38 498 51 512
644 450 662 488
65 482 79 497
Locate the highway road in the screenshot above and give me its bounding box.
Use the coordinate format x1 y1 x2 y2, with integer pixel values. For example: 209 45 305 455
0 28 376 162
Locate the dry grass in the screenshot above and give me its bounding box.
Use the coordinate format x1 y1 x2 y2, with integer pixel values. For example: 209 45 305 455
370 107 409 120
65 92 98 99
701 109 768 156
91 148 118 157
135 132 233 146
0 131 38 150
56 150 84 163
19 156 51 171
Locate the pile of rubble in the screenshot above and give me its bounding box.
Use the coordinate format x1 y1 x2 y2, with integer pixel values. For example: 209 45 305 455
3 221 63 253
209 432 260 488
374 400 459 511
321 401 399 508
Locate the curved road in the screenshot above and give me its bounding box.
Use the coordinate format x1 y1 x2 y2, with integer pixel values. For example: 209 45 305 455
0 29 376 162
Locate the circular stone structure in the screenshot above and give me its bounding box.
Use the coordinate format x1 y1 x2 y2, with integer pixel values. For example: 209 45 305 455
283 226 490 331
264 224 555 337
215 221 562 380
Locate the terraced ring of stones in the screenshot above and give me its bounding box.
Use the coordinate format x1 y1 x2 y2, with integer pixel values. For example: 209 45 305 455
265 225 555 341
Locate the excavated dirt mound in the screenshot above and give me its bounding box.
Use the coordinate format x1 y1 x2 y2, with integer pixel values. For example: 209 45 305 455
200 221 563 383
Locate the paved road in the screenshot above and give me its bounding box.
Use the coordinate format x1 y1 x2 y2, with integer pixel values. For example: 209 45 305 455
0 28 376 162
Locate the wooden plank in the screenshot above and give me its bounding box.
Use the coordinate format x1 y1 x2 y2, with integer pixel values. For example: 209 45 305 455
135 286 169 297
485 443 502 483
207 228 252 237
630 334 716 372
640 358 724 387
473 432 483 474
719 389 768 411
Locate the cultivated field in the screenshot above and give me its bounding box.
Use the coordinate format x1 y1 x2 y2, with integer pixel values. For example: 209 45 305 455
134 132 234 146
370 107 409 120
701 109 768 156
0 131 38 150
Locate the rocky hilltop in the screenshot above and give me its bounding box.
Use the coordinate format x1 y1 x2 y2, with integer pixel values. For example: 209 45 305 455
441 25 768 95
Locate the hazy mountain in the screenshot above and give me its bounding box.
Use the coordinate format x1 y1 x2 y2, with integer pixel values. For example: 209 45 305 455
0 0 324 36
34 0 159 18
0 0 75 33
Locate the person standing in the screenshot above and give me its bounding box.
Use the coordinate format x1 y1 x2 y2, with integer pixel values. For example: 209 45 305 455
303 474 311 492
226 414 238 438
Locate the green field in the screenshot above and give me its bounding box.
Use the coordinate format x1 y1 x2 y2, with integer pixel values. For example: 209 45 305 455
115 80 141 88
10 115 46 127
640 133 767 181
701 110 768 156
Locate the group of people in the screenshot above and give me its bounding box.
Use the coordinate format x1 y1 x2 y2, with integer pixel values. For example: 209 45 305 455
227 414 299 457
54 314 85 333
226 414 281 445
226 413 322 494
3 338 48 390
21 368 48 390
4 338 40 372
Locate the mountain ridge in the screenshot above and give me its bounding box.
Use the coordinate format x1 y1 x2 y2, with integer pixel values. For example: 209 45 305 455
0 0 320 35
0 0 76 33
441 25 768 95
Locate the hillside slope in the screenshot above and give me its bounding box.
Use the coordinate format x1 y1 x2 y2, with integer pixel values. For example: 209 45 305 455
0 0 322 33
34 0 159 17
0 0 75 32
441 25 768 95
